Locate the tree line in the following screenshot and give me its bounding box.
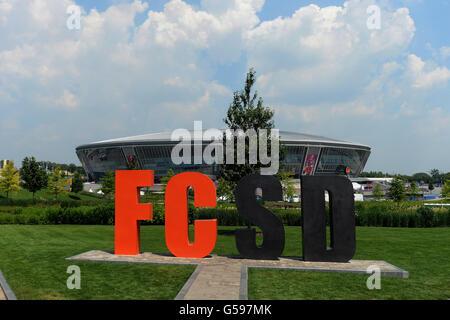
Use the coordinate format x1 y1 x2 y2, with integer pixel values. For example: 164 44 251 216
0 157 84 200
360 169 450 185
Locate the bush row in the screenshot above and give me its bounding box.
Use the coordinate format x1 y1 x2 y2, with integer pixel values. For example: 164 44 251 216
0 203 449 227
0 205 115 225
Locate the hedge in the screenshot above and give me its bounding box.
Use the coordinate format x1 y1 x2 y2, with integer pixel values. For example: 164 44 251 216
0 203 449 227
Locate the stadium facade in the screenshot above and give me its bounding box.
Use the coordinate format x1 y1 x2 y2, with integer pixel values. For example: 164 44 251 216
75 130 371 181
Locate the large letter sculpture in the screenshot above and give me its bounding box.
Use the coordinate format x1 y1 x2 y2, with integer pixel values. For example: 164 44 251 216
301 176 356 262
165 172 217 258
115 170 153 255
235 173 284 260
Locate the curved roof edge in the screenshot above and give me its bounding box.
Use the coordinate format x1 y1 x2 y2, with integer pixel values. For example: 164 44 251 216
76 130 371 151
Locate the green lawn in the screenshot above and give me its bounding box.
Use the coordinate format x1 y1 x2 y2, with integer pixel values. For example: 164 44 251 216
248 227 450 300
0 225 194 300
0 225 449 299
0 189 106 204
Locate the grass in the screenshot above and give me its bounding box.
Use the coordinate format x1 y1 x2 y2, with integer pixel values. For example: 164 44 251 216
248 227 450 300
0 225 449 299
0 189 107 207
0 225 194 300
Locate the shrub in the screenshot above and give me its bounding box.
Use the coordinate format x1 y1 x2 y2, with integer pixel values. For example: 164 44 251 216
417 206 434 228
0 214 14 224
60 200 82 209
194 208 246 226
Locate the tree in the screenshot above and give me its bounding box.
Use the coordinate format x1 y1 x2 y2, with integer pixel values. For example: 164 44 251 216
47 166 67 200
100 171 115 199
428 182 435 191
407 181 420 198
220 68 282 192
71 171 84 193
277 169 297 203
216 177 234 202
429 169 441 184
387 175 406 202
441 180 450 199
411 172 431 184
20 156 48 201
0 161 21 198
372 184 384 200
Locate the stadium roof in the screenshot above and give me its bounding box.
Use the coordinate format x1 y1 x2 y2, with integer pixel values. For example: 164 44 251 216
76 130 371 151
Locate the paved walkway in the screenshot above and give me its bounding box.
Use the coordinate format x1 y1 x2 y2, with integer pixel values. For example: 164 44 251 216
67 250 409 300
0 285 6 300
0 270 16 300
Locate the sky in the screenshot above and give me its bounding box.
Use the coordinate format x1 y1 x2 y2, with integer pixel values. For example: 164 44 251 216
0 0 449 175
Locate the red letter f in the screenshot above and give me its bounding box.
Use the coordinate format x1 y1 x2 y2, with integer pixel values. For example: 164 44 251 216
115 170 153 255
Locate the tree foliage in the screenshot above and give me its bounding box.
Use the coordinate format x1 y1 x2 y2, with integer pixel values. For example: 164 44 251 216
20 156 48 200
429 169 442 184
71 171 84 193
216 177 234 202
47 166 67 200
277 169 297 202
160 168 175 195
441 180 450 198
100 171 115 199
220 68 283 191
387 176 406 202
372 184 384 200
0 161 21 198
411 172 431 184
407 181 420 197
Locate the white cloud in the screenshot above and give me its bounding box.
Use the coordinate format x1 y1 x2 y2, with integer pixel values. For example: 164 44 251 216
0 0 448 173
407 54 450 88
440 46 450 59
247 0 416 106
56 89 80 109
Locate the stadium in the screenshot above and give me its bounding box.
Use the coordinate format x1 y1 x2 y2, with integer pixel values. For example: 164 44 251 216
75 130 371 182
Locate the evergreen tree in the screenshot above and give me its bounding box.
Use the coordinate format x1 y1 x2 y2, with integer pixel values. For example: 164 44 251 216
387 176 406 202
220 68 283 192
20 156 48 201
71 171 84 193
0 161 21 198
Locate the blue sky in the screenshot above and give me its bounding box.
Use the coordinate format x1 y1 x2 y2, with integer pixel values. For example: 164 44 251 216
0 0 449 174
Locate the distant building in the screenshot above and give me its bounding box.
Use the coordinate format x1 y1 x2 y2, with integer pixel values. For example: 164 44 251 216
76 130 371 182
0 159 11 169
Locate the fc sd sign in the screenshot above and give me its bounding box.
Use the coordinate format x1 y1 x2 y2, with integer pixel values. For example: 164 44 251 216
115 171 356 263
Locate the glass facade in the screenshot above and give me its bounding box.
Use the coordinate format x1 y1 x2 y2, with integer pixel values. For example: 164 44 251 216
315 147 369 176
77 142 370 181
280 145 306 176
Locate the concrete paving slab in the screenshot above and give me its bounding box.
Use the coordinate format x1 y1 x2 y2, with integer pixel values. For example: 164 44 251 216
67 250 409 300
